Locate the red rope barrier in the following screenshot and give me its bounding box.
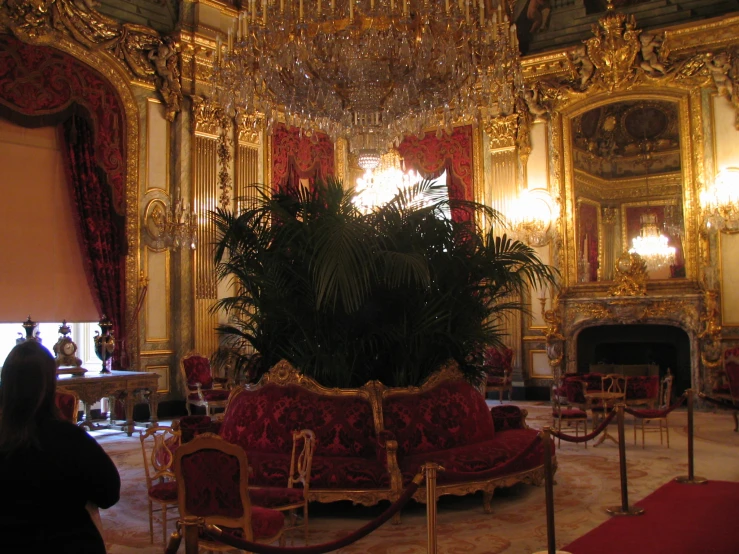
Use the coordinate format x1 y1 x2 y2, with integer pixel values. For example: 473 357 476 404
203 475 423 554
438 433 544 481
623 395 686 419
550 409 617 443
698 392 738 409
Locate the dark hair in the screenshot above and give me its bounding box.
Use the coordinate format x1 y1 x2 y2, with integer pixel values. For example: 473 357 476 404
0 340 59 452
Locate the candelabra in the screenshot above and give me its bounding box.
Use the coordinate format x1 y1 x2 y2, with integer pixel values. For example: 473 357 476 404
700 167 739 233
147 195 198 251
508 188 559 247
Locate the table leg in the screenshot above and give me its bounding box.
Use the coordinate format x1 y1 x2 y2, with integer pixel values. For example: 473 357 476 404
109 395 117 425
147 389 160 427
124 392 136 437
79 401 95 431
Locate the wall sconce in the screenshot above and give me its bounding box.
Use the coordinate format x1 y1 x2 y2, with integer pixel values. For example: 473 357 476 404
507 188 559 247
700 167 739 233
144 194 198 250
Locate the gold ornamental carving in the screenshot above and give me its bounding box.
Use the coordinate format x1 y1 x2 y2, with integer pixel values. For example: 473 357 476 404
1 0 182 121
217 123 233 209
583 6 641 92
484 114 519 154
698 289 723 372
609 252 648 297
235 109 262 146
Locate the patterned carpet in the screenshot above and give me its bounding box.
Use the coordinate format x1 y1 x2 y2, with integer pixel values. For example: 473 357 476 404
100 402 739 554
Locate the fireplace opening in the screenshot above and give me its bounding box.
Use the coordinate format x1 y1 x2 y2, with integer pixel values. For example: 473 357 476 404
576 324 691 396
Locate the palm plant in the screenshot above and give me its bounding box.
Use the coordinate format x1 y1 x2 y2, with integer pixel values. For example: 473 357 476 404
212 177 557 388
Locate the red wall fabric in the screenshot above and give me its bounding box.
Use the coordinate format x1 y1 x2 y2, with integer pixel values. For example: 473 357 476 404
578 202 599 282
0 34 127 215
397 125 474 220
271 124 334 191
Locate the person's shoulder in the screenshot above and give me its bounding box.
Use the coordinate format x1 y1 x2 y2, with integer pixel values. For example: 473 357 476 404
41 419 93 441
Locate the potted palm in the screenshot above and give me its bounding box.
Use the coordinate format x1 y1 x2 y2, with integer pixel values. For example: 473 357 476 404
211 178 556 388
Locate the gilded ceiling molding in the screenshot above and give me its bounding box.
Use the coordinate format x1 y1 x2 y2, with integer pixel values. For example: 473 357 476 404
0 0 182 121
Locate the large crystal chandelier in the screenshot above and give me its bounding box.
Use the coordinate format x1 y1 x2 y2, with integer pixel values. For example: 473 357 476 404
354 149 420 213
629 212 675 271
700 167 739 232
211 0 523 156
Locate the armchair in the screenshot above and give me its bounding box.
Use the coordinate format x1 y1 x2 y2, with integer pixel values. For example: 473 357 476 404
483 346 514 402
180 351 231 416
173 433 285 551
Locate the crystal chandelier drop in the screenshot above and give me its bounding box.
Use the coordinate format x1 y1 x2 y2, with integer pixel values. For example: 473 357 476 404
354 149 420 213
700 167 739 232
629 212 676 271
508 188 559 247
211 0 524 156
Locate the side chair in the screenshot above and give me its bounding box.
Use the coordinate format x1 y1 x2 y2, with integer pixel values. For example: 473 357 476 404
55 388 80 424
633 372 673 448
174 433 285 551
139 425 181 544
483 346 514 402
249 429 316 545
551 381 588 449
180 351 231 416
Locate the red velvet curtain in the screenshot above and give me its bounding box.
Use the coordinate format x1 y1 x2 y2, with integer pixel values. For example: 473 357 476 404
271 124 334 192
60 113 127 368
0 34 129 367
397 126 474 221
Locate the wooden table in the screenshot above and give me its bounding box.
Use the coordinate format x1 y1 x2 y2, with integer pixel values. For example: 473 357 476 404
584 391 625 446
57 370 160 436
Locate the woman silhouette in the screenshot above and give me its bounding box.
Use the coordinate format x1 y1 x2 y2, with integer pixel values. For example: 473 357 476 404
0 340 120 553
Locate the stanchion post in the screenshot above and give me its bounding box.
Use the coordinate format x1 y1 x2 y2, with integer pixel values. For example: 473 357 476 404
181 515 201 554
532 428 570 554
424 463 442 554
606 404 645 517
676 389 707 484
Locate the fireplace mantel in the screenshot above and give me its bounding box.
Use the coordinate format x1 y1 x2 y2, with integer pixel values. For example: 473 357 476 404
549 287 710 392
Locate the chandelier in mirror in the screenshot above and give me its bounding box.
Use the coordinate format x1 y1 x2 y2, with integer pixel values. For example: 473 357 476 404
700 167 739 233
507 188 559 247
211 0 523 158
629 212 676 271
354 149 420 213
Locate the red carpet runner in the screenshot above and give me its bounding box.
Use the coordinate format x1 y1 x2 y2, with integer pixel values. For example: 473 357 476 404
564 480 739 554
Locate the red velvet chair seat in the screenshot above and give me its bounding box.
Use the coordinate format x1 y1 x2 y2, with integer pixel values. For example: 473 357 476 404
249 487 304 508
553 408 587 419
713 383 731 395
188 389 231 402
397 428 543 485
215 506 285 541
149 480 178 502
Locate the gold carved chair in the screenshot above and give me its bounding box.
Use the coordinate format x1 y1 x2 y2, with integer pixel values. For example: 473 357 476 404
180 351 231 416
249 429 316 544
483 346 514 402
139 425 181 544
174 433 285 551
633 373 673 448
551 382 588 449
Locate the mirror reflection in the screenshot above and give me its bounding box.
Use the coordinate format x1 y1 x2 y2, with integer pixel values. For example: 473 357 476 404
572 100 685 282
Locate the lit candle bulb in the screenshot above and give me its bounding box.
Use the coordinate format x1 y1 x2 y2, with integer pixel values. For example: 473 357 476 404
479 0 484 26
300 0 304 20
350 0 354 21
262 0 267 24
215 35 221 64
318 0 321 16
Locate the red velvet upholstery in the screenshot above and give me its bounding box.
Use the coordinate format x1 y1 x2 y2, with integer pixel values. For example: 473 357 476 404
183 355 214 390
188 389 230 402
250 487 304 508
626 376 660 402
383 381 496 457
149 481 178 502
560 374 659 404
221 384 377 458
491 405 526 432
725 357 739 402
398 428 543 485
54 390 78 423
484 346 514 371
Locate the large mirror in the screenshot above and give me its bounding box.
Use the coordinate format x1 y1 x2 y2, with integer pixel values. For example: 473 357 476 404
571 99 685 282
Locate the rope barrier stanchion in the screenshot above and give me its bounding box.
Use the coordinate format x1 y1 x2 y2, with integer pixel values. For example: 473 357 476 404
423 463 443 554
676 389 707 485
533 428 570 554
182 515 202 554
164 525 183 554
605 404 644 517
